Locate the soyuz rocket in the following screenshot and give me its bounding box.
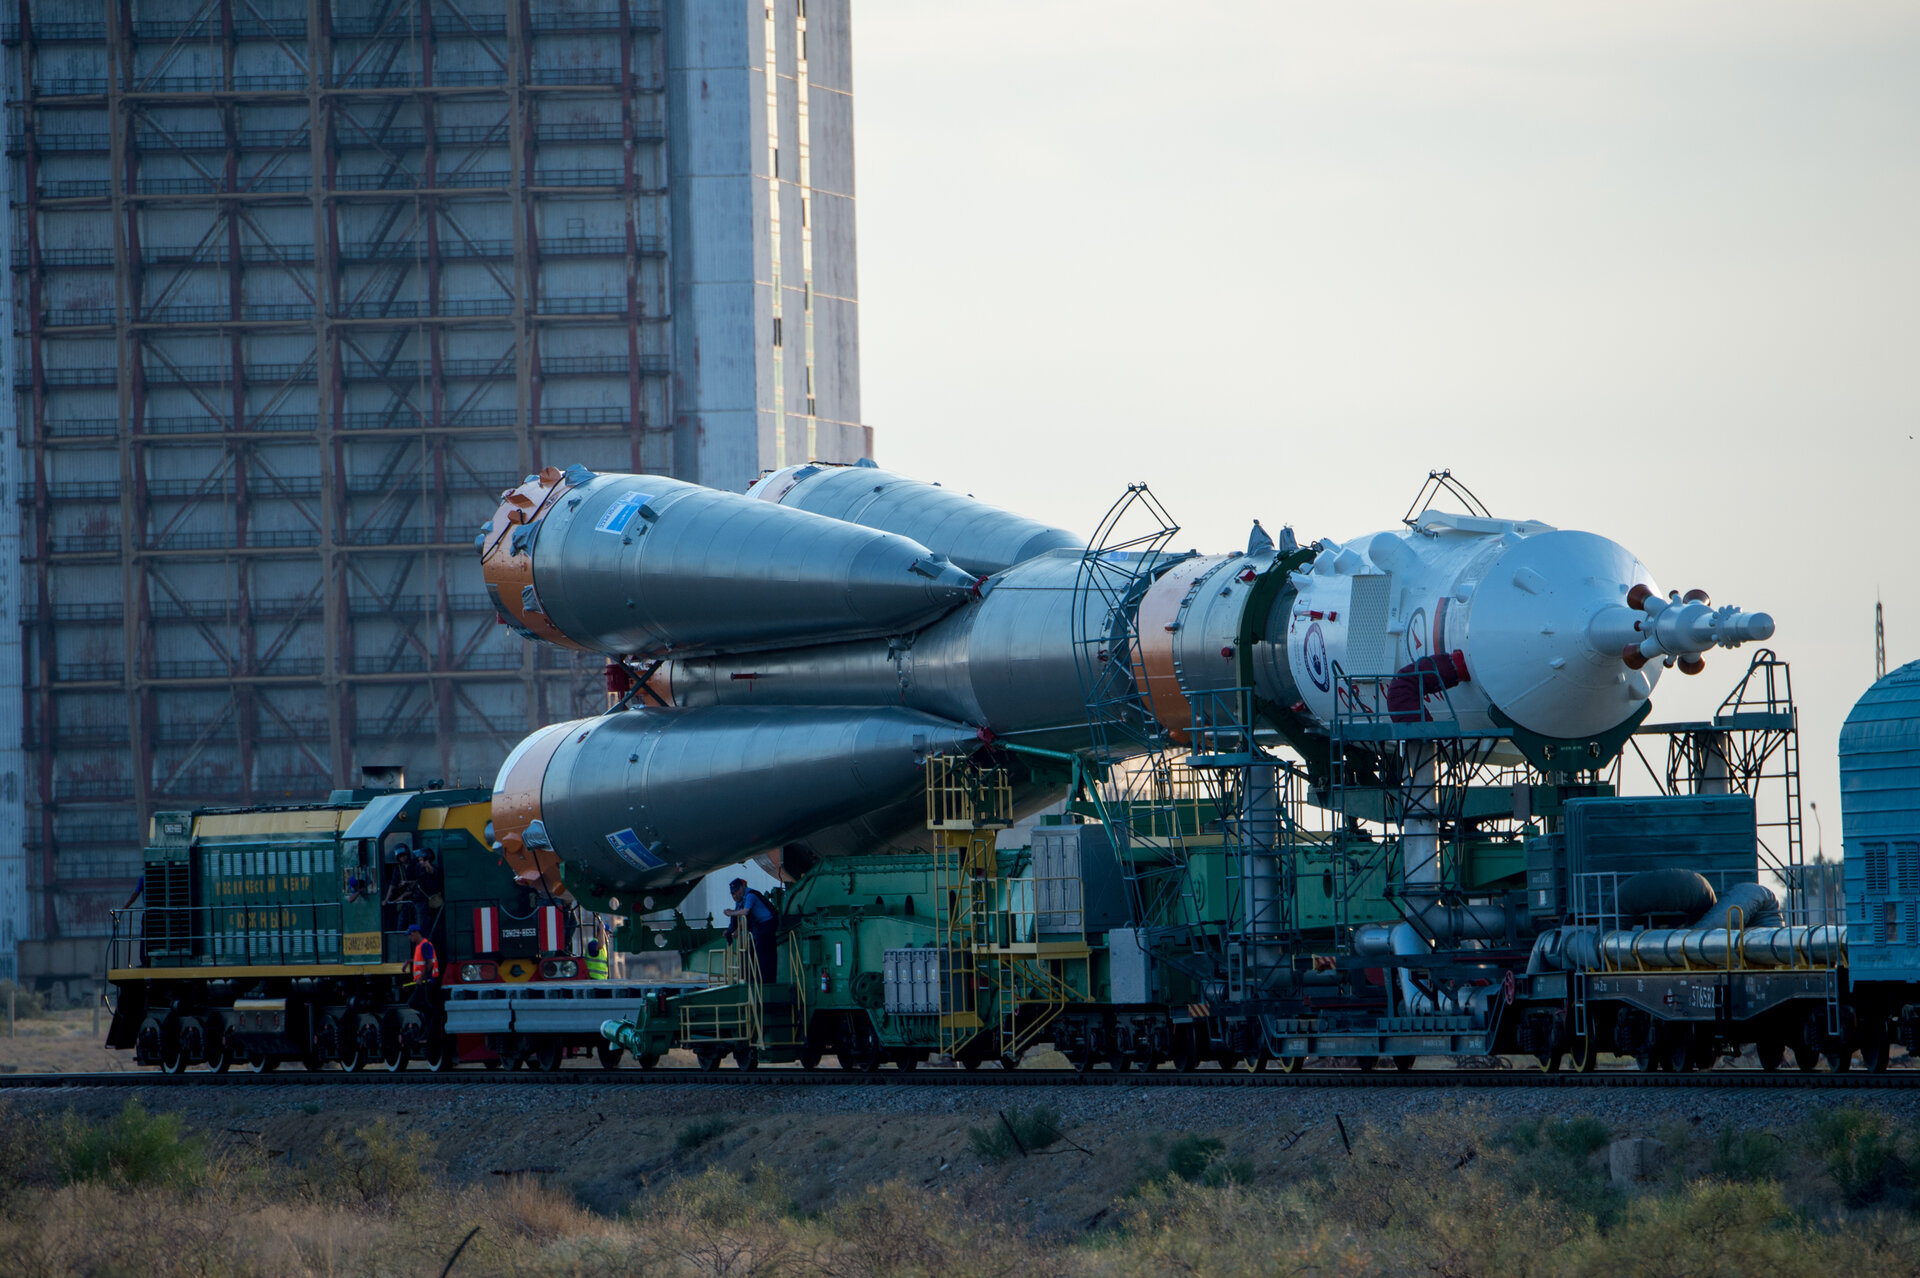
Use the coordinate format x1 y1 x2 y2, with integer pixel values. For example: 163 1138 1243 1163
477 461 1773 904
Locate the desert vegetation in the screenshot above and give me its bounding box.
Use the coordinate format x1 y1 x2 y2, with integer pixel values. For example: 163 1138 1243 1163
8 1098 1920 1276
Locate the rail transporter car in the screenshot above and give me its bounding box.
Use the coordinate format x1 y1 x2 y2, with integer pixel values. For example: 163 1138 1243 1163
103 782 696 1072
103 657 1920 1075
595 656 1915 1076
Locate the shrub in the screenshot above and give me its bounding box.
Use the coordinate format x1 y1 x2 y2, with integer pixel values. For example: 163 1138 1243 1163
1166 1134 1223 1182
0 979 50 1019
1710 1125 1786 1183
820 1181 1037 1278
1544 1116 1611 1158
1809 1108 1909 1208
1145 1133 1255 1188
676 1116 732 1153
307 1118 435 1208
56 1099 205 1188
1562 1179 1810 1277
966 1104 1062 1163
632 1169 797 1278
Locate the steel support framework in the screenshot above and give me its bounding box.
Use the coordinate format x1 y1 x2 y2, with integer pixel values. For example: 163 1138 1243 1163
10 0 671 940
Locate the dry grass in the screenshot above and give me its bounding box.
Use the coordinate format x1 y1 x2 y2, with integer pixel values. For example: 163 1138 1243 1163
12 1100 1920 1276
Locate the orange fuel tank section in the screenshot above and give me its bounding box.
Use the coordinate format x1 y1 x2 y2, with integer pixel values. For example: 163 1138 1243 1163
479 466 592 651
488 718 577 894
1132 551 1285 747
1130 555 1220 745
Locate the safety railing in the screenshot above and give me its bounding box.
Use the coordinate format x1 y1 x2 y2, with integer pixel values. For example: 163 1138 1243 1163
107 899 368 971
680 927 764 1050
924 757 1013 829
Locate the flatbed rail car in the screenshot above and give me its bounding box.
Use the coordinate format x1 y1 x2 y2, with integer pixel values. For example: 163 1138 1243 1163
103 785 691 1072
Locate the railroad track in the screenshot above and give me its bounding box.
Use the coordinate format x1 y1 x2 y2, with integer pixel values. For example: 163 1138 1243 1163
4 1067 1917 1090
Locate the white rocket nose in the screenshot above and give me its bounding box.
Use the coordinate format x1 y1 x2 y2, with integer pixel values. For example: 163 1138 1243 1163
1462 530 1664 740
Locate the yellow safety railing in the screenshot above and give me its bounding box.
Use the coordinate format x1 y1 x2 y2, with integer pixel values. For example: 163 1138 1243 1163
995 955 1078 1060
926 757 1014 829
934 826 992 1059
680 928 764 1050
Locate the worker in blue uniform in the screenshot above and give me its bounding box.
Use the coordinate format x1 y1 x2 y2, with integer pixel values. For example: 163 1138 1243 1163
723 878 779 983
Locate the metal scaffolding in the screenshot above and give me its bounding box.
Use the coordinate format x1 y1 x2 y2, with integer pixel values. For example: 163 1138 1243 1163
9 0 850 953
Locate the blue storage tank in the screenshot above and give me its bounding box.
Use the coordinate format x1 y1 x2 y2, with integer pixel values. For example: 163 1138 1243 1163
1840 659 1920 983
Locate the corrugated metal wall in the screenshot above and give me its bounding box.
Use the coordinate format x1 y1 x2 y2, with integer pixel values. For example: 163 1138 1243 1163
8 0 864 961
0 41 21 980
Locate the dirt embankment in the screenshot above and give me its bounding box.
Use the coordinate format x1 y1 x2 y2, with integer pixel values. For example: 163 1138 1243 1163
0 1006 136 1075
10 1078 1917 1233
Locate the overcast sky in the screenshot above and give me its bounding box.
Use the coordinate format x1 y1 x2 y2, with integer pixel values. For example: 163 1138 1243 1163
852 0 1920 853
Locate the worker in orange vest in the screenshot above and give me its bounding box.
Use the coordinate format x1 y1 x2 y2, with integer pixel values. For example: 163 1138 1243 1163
405 923 439 1015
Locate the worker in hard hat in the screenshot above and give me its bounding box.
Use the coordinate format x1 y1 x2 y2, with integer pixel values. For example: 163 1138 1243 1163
584 937 609 980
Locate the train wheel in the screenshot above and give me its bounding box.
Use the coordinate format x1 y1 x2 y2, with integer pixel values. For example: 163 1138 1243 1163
1107 1051 1132 1073
1170 1029 1201 1073
160 1038 188 1075
1394 1055 1418 1073
1861 1015 1892 1074
597 1044 625 1071
428 1038 457 1072
638 1053 661 1070
535 1041 564 1073
205 1039 234 1074
798 1045 823 1070
1755 1037 1786 1072
1665 1029 1695 1074
892 1050 917 1071
383 1037 409 1073
1356 1056 1378 1073
249 1052 279 1073
1563 1036 1600 1074
1271 1055 1299 1074
695 1047 725 1072
732 1046 759 1071
841 1023 883 1072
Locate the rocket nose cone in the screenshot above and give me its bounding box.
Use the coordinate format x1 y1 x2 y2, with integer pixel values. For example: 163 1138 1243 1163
919 556 982 598
1465 529 1663 740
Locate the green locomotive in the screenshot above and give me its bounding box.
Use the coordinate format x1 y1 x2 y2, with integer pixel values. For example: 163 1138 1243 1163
105 782 650 1072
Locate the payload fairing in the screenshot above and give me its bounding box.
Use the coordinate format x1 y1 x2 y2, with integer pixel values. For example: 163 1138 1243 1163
479 462 1773 902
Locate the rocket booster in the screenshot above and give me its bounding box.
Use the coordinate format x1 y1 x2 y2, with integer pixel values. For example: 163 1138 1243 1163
478 465 980 658
482 463 1774 893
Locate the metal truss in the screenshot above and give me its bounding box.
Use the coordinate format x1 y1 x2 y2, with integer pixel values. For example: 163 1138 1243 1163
11 0 669 937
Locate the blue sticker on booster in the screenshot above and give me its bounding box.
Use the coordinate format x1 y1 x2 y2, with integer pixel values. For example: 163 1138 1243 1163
595 492 650 536
605 827 665 871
